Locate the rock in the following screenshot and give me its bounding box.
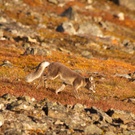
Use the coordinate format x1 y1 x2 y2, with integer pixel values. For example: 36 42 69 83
81 50 93 58
27 36 37 43
110 0 135 11
114 73 131 79
60 7 74 20
106 109 135 124
47 0 58 4
0 114 4 127
105 131 116 135
73 103 85 112
0 60 13 68
121 40 135 54
54 119 64 125
0 103 5 110
1 94 17 103
0 17 7 23
22 47 49 56
117 12 125 20
84 124 103 135
56 23 64 32
77 22 103 37
0 94 135 134
6 99 34 111
87 0 93 4
119 0 135 11
63 22 76 35
56 22 76 35
127 98 135 104
86 107 112 124
0 29 3 38
128 72 135 81
122 97 135 105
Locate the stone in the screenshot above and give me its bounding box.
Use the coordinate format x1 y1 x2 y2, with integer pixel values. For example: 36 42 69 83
56 24 64 32
0 94 135 134
106 109 135 124
119 0 135 11
84 124 103 135
105 131 116 135
0 17 7 23
0 60 13 68
114 73 131 79
0 114 4 127
47 0 58 4
86 107 112 123
87 0 93 4
128 98 135 104
56 22 76 35
81 50 93 58
0 103 5 110
77 22 103 37
23 47 48 56
117 12 125 20
0 29 3 37
1 94 17 103
60 7 74 20
73 103 85 112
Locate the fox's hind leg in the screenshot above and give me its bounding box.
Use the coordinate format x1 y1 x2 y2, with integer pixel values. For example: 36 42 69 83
56 82 67 94
36 74 45 89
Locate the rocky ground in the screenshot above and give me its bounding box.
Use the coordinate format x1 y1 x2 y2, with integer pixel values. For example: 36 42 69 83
0 94 135 135
0 0 135 134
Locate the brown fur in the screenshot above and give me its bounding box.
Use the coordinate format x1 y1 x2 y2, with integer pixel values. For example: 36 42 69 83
26 61 95 98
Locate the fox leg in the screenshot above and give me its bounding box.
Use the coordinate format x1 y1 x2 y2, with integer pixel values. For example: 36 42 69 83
56 82 66 94
73 87 80 99
73 79 82 99
90 84 96 93
36 74 45 89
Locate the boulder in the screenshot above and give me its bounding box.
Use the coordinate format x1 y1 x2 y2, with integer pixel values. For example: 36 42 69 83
60 7 74 20
84 124 103 135
0 94 135 134
56 22 76 35
77 22 103 37
119 0 135 11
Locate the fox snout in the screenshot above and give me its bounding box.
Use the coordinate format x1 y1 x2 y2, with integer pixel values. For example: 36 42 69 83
85 76 96 93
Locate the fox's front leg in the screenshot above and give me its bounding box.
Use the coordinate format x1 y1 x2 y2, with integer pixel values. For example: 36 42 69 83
73 88 80 99
90 85 96 93
73 79 81 99
56 82 66 94
89 76 96 93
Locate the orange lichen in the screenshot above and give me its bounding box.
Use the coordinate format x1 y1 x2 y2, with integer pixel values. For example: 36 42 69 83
23 0 43 7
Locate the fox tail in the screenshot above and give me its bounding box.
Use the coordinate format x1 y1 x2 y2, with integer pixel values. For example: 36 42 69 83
25 61 50 82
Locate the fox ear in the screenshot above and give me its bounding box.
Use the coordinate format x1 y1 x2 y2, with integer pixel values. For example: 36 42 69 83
89 76 94 81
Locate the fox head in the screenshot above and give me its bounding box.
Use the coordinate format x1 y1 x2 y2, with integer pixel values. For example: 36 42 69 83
85 76 95 93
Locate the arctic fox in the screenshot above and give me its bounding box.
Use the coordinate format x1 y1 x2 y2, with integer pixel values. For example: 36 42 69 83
26 61 95 98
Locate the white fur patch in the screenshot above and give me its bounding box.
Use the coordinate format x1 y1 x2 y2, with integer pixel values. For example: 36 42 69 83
25 74 34 82
0 121 3 126
41 61 50 67
25 61 50 82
